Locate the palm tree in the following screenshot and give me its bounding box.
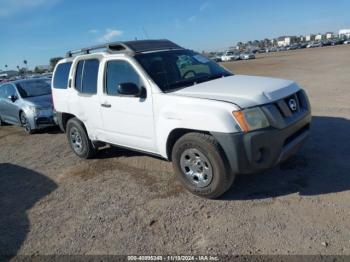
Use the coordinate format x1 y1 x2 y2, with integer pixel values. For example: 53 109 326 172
16 65 20 71
23 60 28 75
5 64 8 70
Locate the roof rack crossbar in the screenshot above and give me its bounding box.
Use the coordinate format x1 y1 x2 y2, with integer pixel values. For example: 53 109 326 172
65 42 133 58
65 39 184 58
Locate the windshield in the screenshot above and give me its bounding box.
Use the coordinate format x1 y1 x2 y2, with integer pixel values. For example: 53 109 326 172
135 50 232 92
16 79 52 98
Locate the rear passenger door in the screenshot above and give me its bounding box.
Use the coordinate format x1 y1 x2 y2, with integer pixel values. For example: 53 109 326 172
72 58 103 139
99 58 156 153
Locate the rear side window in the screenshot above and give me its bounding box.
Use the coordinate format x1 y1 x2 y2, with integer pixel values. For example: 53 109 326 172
74 59 99 94
53 62 72 89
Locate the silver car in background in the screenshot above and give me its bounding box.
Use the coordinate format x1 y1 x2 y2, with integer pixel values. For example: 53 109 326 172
0 78 55 134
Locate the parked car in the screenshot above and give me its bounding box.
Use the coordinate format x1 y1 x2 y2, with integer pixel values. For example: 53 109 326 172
307 41 323 48
0 78 55 133
52 39 311 199
221 51 240 61
208 54 222 62
240 52 255 60
343 40 350 45
330 39 343 46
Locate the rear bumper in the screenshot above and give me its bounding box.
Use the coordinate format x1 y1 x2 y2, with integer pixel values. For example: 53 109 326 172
212 111 311 174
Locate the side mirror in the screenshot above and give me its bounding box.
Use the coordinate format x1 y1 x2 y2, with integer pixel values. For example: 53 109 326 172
117 83 142 97
8 95 17 102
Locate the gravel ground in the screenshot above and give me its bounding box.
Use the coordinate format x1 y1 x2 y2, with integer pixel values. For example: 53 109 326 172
1 45 350 257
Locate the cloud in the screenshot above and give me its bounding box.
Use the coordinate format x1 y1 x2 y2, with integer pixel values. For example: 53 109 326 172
188 15 197 22
199 1 210 12
89 29 99 34
97 28 123 43
0 0 61 18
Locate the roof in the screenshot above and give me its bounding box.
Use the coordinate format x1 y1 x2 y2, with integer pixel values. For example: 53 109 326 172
4 78 50 85
66 39 184 58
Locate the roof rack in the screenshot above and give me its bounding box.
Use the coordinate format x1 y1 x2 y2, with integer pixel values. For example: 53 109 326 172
66 42 132 58
65 39 184 58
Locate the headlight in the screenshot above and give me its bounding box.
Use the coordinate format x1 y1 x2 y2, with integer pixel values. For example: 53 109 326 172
27 106 39 115
233 107 270 132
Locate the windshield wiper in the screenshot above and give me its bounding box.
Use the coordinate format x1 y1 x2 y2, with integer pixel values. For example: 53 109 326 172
163 73 232 93
196 73 230 83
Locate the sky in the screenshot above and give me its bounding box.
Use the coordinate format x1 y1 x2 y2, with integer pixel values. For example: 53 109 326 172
0 0 349 70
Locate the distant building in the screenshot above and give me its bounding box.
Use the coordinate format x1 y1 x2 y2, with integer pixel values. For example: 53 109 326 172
305 34 315 42
298 35 307 42
339 29 350 38
325 32 334 39
315 33 324 41
277 36 297 46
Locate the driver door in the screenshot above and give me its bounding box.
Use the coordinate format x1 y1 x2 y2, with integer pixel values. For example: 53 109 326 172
98 58 156 153
2 84 20 124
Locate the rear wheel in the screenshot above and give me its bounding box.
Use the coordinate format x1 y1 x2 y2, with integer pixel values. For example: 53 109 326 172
20 112 34 134
0 115 4 126
66 117 96 159
172 132 235 199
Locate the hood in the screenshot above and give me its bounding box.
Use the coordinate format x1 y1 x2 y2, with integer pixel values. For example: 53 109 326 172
22 94 53 108
172 75 300 108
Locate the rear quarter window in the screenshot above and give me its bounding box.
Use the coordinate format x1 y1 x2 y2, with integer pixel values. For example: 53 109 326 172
53 62 72 89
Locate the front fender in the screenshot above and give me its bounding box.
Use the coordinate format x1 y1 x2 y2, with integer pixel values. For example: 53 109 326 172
154 97 241 158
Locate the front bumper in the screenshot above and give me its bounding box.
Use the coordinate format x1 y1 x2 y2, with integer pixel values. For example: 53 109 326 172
26 112 56 130
212 89 312 174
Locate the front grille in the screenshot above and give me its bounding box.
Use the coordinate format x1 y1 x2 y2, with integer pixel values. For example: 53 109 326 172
274 90 307 119
36 117 53 125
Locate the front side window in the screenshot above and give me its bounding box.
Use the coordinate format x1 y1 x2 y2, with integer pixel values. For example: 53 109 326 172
0 85 8 98
135 50 232 93
74 59 99 94
53 62 72 89
5 85 17 97
105 60 142 95
16 80 51 98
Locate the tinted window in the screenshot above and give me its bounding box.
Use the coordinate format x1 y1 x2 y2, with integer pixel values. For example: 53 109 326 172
53 62 72 89
105 60 142 95
16 80 51 98
74 60 84 92
82 59 99 94
0 85 7 98
5 85 16 96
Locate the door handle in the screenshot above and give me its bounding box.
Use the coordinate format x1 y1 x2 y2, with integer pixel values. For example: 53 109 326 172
101 103 111 108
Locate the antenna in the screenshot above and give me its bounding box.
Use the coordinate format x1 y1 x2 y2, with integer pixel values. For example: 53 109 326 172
142 27 150 39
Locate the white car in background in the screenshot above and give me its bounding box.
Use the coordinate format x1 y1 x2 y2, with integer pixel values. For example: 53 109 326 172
240 52 256 60
221 51 240 62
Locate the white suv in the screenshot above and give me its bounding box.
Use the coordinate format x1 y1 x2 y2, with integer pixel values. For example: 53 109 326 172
52 40 311 198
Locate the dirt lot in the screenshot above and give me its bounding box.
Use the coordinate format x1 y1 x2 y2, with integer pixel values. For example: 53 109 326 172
1 45 350 257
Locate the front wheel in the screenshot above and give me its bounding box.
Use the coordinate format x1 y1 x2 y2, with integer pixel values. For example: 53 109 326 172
20 112 34 134
172 133 235 199
66 117 96 159
0 115 4 126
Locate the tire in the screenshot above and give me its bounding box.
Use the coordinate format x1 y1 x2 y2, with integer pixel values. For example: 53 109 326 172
0 115 4 126
20 112 34 134
171 132 235 199
66 117 96 159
